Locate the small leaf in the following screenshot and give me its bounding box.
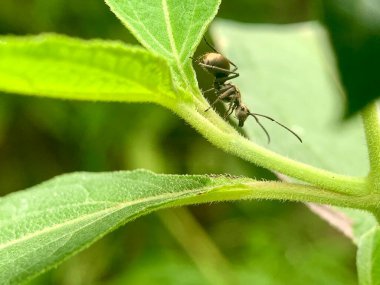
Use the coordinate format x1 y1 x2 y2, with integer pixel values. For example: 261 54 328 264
0 34 177 106
104 0 221 92
0 170 249 284
357 226 380 285
321 0 380 116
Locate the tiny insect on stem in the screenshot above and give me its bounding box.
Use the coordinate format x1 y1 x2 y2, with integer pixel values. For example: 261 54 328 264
192 37 302 143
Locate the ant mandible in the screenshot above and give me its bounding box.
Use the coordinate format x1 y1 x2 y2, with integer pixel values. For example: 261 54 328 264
192 37 302 144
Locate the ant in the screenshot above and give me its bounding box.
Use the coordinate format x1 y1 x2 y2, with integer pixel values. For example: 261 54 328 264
193 37 240 114
192 37 302 144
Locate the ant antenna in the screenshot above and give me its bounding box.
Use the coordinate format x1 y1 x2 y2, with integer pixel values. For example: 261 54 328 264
202 37 238 69
249 114 271 143
203 36 219 53
249 113 303 143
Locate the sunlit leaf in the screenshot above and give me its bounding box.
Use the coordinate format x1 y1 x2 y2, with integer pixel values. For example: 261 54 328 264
0 34 177 106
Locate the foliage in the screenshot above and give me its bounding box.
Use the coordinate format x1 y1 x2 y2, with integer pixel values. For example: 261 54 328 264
321 0 380 116
0 0 379 284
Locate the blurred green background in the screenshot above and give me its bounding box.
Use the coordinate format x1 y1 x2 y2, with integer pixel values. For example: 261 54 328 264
0 0 356 284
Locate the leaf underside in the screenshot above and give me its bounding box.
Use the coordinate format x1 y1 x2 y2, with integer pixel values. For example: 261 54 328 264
0 34 176 105
0 170 251 284
357 227 380 285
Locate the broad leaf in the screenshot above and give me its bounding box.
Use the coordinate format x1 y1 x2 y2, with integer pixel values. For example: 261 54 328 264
211 20 368 177
321 0 380 116
0 170 248 284
341 207 379 285
105 0 221 93
0 34 177 106
0 168 356 284
357 227 380 285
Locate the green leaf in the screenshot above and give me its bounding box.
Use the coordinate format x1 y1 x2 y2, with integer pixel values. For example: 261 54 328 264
320 0 380 116
357 227 380 285
0 170 245 284
0 34 177 107
1 168 366 284
343 207 380 285
104 0 221 93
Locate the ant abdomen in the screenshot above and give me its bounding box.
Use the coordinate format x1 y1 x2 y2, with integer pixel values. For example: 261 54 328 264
200 53 230 77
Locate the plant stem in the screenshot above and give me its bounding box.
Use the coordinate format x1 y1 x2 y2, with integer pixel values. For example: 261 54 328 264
361 102 380 193
173 181 376 210
174 101 367 195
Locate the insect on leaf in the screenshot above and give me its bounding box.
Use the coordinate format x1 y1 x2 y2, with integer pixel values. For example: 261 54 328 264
105 0 221 93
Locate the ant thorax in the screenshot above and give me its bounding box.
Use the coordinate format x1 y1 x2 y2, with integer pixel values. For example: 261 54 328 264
218 83 240 100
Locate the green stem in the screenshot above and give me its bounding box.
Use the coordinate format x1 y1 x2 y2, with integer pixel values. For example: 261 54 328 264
174 181 378 210
173 100 367 195
361 103 380 193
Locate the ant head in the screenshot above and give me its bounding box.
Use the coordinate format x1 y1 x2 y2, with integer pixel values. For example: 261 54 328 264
235 104 250 127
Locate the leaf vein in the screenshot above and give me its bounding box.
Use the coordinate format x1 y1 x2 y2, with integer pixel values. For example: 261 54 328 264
161 0 191 90
123 1 171 57
0 188 202 251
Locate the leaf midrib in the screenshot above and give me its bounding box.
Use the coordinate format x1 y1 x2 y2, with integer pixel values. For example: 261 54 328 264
161 0 193 90
0 188 204 251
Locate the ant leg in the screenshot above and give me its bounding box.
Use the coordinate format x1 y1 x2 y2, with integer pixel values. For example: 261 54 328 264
198 63 239 76
202 87 215 94
203 37 239 72
223 101 235 119
205 96 222 112
214 73 240 84
228 60 238 72
203 37 220 54
227 104 236 119
223 94 241 119
205 86 235 112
